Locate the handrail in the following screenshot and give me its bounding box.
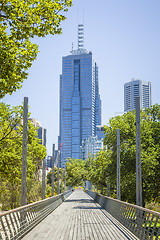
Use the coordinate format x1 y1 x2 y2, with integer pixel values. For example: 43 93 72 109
0 190 72 240
86 190 160 240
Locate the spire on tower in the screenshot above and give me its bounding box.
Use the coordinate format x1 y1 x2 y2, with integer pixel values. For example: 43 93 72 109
78 24 84 50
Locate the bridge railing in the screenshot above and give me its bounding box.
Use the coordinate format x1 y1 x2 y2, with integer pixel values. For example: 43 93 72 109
87 190 160 240
0 190 72 240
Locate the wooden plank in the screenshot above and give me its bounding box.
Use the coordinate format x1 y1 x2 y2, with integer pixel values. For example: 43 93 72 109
22 190 139 240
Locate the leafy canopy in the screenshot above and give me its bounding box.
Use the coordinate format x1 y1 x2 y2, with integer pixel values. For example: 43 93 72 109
61 105 160 206
0 0 72 98
0 102 47 209
87 105 160 206
66 158 87 187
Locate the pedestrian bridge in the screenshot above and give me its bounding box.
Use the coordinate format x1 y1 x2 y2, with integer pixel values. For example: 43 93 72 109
0 190 160 240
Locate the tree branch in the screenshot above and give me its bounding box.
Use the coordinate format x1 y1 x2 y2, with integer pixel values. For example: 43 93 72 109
0 120 20 142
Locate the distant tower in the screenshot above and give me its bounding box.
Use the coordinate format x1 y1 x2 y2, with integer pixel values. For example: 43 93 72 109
124 79 152 112
59 24 101 166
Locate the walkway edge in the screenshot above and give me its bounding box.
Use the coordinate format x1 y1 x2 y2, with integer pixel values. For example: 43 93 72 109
86 190 160 239
0 190 73 240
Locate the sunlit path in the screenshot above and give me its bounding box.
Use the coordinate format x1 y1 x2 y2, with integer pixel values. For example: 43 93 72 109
22 190 139 240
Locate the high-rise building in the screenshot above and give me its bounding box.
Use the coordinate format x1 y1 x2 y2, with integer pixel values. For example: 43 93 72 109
80 125 104 160
29 118 47 146
80 136 104 161
96 125 105 139
124 78 152 112
46 150 58 169
59 24 101 166
46 156 52 169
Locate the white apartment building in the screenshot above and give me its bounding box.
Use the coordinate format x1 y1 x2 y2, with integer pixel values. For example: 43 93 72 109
80 136 104 160
124 78 152 112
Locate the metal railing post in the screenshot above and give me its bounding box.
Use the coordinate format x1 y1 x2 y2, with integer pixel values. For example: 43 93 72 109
136 97 142 206
42 158 46 199
52 144 55 196
64 167 66 191
107 176 110 197
57 151 60 194
21 97 28 206
117 129 121 200
61 158 63 193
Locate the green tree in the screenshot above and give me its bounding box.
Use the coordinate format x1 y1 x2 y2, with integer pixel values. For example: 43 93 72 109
0 0 72 98
47 167 58 185
86 151 113 195
66 158 87 187
27 179 42 203
141 105 160 204
102 105 160 206
0 102 47 209
47 167 67 195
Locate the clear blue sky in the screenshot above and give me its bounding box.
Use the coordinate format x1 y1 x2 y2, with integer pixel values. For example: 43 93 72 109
3 0 160 155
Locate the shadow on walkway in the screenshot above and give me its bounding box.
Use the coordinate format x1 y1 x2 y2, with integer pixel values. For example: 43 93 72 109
73 206 102 210
65 199 94 203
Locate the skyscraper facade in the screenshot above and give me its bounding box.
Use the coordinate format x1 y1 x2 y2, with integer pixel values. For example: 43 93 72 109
59 24 101 166
124 78 152 112
29 118 47 146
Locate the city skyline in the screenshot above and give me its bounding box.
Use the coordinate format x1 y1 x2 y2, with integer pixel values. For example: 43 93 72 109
2 0 160 155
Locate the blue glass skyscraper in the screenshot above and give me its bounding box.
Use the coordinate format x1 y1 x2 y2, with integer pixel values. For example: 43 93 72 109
59 25 101 166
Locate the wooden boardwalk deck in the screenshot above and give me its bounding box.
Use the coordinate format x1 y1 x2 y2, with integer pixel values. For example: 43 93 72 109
22 190 139 240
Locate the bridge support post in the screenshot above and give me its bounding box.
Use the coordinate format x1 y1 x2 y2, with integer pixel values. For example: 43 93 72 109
107 176 110 197
117 129 121 200
21 97 28 206
61 159 63 193
64 167 66 191
42 158 46 199
136 97 142 206
52 144 55 196
57 150 60 194
101 185 103 194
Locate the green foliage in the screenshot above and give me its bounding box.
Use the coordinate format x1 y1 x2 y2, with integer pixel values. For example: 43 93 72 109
27 179 42 203
66 158 87 187
0 180 21 210
86 153 110 188
99 104 160 206
45 184 52 198
0 102 47 209
0 0 72 98
0 31 38 98
47 167 58 185
47 167 66 195
102 111 137 202
43 104 160 208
